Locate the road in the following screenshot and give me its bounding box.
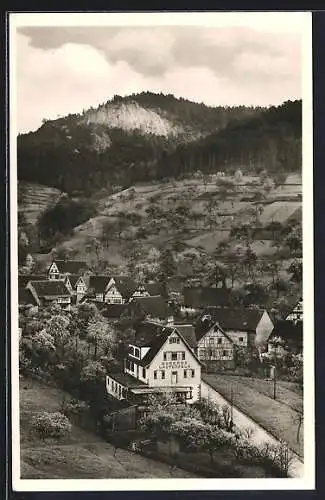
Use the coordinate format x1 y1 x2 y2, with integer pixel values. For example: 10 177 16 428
201 381 304 478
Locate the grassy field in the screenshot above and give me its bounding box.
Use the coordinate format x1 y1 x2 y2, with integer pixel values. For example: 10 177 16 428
20 376 199 479
202 374 303 459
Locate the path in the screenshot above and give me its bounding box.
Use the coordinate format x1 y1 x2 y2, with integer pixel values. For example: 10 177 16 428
201 381 304 478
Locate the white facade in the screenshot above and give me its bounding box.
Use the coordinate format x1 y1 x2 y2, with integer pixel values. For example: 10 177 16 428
48 262 60 280
197 325 234 361
105 282 125 304
255 310 274 346
286 299 303 322
108 327 202 404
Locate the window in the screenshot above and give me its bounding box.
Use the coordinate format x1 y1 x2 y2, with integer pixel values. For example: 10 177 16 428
154 371 157 380
181 352 185 360
142 368 146 378
184 370 187 378
161 370 165 379
169 337 180 344
239 337 244 342
223 350 227 357
217 338 222 344
163 352 167 361
191 370 195 378
171 352 177 361
134 347 140 358
209 337 215 345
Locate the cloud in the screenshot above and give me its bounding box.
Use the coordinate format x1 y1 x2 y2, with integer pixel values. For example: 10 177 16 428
15 24 302 133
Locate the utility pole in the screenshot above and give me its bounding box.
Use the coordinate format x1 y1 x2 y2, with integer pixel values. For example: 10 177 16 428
230 385 234 426
273 342 277 400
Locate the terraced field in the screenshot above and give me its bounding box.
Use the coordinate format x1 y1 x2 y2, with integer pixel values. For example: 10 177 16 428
18 182 63 225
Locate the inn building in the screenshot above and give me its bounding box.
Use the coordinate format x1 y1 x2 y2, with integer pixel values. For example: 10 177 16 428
106 321 202 405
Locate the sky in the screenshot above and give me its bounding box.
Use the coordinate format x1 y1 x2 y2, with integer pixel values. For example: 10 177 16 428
13 13 306 133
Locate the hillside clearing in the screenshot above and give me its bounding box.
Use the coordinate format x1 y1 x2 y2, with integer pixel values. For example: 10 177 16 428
20 376 200 479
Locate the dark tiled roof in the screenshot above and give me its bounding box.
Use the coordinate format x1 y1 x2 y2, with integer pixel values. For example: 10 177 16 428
106 371 146 388
196 307 266 337
144 283 166 297
133 322 172 348
52 260 89 274
98 303 127 319
271 320 303 344
18 275 47 288
18 287 38 306
174 324 197 348
195 321 234 344
29 280 71 297
112 276 137 301
134 296 173 319
89 275 111 293
131 322 202 368
183 287 232 308
66 274 83 289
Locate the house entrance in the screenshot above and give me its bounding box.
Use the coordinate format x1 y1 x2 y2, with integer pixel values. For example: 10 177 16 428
171 371 178 384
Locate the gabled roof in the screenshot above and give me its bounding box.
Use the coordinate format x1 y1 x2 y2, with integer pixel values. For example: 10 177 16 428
195 321 234 344
29 280 71 298
18 287 38 306
66 274 85 289
144 283 166 297
98 303 128 319
131 321 202 368
196 307 267 337
18 274 47 288
133 296 173 319
111 276 137 301
174 324 197 348
50 260 89 274
270 320 303 344
89 275 111 293
183 287 232 308
106 371 146 388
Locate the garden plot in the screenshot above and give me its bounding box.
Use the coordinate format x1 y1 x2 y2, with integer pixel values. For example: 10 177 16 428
259 202 301 225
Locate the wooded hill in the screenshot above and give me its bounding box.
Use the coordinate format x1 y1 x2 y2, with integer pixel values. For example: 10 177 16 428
17 92 301 196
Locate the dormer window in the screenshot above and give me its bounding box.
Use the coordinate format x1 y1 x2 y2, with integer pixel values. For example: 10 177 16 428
202 314 212 322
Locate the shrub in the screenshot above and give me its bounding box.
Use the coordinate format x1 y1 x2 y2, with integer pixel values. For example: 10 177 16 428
60 398 90 417
32 411 72 440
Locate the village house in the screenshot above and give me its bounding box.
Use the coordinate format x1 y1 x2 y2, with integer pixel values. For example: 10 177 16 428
47 259 89 280
64 274 88 304
87 276 137 304
181 287 232 315
18 287 39 315
131 282 166 300
26 280 72 311
105 276 137 304
267 319 303 354
125 296 174 325
196 307 274 351
195 321 235 367
106 321 202 405
284 297 303 323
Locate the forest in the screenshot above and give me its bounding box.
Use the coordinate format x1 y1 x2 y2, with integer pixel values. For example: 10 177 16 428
17 93 301 196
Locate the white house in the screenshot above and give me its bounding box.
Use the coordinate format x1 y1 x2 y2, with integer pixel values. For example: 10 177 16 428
106 322 202 404
47 260 89 280
26 280 72 311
